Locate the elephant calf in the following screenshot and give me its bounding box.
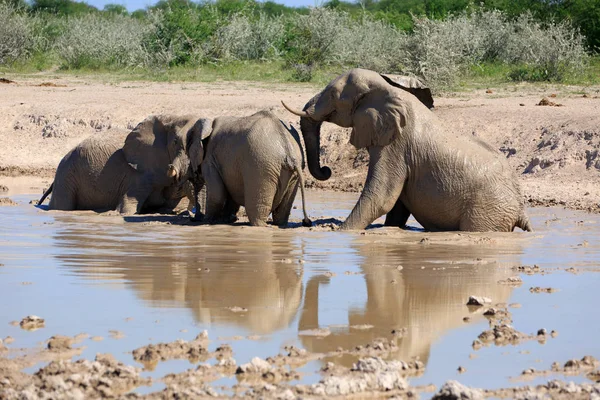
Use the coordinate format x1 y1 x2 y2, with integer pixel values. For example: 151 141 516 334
198 110 311 227
39 115 211 214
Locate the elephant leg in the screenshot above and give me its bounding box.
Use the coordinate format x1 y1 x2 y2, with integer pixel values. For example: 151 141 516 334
384 198 410 228
118 177 154 215
49 187 76 211
341 146 406 230
204 168 229 224
244 178 277 227
272 181 299 227
222 198 240 224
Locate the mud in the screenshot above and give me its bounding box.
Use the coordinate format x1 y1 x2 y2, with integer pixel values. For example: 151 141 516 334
131 333 210 367
18 316 44 331
1 185 600 397
0 197 17 206
0 353 150 399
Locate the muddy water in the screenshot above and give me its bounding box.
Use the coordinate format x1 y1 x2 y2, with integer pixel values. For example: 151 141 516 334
1 188 600 394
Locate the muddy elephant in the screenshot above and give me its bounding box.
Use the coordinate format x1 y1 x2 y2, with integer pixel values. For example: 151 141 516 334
283 68 531 232
39 115 211 214
198 110 311 227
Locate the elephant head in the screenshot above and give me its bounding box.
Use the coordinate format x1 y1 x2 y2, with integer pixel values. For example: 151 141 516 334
123 115 212 185
282 69 433 182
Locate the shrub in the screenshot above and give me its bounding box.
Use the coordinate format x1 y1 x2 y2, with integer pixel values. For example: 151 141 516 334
212 12 285 61
394 10 588 88
0 3 38 64
333 14 406 73
54 13 154 69
283 7 348 79
501 13 588 81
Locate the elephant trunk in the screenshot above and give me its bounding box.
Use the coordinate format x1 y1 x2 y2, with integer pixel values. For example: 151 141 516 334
300 117 332 181
168 152 191 182
284 90 336 181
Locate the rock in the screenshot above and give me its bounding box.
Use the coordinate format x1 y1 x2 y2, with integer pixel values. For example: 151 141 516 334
498 276 522 285
466 296 492 306
0 198 18 207
19 315 45 331
458 366 466 373
0 185 8 193
308 357 409 396
432 380 484 400
195 330 209 341
47 335 73 351
236 357 272 374
132 338 209 365
529 287 558 293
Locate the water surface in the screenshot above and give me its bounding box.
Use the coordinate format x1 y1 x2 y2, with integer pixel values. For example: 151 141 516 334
1 189 599 394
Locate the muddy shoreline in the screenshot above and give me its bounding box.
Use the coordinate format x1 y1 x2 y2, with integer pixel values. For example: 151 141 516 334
1 76 600 214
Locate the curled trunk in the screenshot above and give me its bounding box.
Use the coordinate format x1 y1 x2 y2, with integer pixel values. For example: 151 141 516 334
300 117 331 181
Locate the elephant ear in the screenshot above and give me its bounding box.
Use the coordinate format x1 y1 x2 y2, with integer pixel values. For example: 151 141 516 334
123 116 170 174
379 74 434 109
350 92 406 149
187 118 213 174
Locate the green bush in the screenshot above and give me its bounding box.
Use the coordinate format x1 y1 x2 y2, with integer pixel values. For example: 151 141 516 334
0 3 592 87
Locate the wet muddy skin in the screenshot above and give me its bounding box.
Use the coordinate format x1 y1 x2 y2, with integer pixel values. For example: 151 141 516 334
1 188 599 397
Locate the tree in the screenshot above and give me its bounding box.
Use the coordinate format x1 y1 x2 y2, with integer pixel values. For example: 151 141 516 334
31 0 98 14
103 3 128 14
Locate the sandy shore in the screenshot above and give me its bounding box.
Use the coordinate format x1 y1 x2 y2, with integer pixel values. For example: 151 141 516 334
1 75 599 213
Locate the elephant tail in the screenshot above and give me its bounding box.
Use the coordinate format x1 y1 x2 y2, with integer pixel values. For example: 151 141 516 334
515 213 532 232
38 182 54 206
295 165 312 227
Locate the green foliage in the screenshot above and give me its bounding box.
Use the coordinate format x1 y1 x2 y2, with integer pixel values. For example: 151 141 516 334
103 4 128 15
1 0 596 88
30 0 97 15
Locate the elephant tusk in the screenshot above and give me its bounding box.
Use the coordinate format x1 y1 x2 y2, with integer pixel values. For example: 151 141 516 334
167 165 178 178
281 101 310 118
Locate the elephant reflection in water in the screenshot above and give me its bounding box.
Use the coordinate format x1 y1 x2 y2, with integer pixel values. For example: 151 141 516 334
298 236 522 367
52 218 304 335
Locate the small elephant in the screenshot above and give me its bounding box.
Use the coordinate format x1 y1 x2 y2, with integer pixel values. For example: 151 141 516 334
39 115 211 214
198 110 311 227
283 68 531 232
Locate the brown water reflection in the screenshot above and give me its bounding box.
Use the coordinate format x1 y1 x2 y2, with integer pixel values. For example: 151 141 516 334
298 235 519 366
53 218 304 335
50 209 521 369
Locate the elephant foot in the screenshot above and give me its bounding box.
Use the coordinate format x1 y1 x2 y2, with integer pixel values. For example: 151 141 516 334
302 218 312 227
190 211 205 223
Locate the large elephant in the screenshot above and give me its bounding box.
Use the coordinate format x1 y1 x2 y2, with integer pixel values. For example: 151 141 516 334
198 110 311 227
38 115 211 214
283 68 532 232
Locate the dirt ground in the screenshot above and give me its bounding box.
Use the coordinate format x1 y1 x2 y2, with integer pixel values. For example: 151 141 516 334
1 75 600 212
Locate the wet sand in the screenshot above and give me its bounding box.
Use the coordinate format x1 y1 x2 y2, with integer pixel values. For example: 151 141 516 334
1 183 599 398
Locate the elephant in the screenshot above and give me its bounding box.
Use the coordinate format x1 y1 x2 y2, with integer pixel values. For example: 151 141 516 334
38 115 211 214
282 68 532 232
197 110 311 227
